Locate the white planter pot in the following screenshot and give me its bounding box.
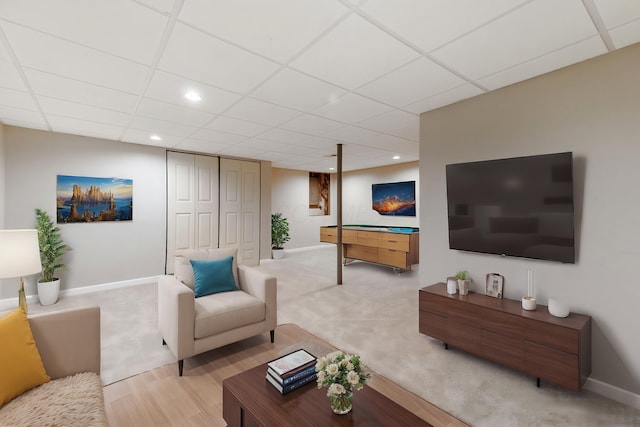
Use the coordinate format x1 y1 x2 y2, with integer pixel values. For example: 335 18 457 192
272 249 285 260
37 278 60 306
458 279 471 295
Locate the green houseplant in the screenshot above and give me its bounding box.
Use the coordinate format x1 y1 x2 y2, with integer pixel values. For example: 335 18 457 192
35 208 67 305
271 213 290 259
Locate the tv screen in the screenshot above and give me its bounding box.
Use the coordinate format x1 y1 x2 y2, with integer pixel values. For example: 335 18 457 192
372 181 416 216
446 152 575 263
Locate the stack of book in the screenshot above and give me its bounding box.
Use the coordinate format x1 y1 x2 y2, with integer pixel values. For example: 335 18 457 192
266 349 317 395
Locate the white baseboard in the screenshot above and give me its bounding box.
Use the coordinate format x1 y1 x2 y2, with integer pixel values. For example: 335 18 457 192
0 276 160 312
585 377 640 409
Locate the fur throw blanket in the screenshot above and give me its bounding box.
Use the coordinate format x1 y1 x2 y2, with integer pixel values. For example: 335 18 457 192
0 372 106 426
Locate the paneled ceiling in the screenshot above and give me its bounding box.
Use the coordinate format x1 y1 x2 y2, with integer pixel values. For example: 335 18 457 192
1 0 639 172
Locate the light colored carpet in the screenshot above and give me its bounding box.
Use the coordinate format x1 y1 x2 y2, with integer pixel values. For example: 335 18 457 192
258 246 640 427
25 283 176 386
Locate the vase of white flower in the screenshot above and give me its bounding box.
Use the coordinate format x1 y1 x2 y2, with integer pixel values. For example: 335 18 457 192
329 389 353 414
316 351 370 415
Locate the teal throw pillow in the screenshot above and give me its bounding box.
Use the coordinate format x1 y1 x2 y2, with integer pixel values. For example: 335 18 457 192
190 256 238 298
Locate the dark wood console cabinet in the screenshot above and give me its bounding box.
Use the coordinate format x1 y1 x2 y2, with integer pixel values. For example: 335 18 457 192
419 283 591 391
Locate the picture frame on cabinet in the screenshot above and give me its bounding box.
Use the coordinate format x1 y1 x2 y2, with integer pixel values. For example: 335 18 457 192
485 273 504 298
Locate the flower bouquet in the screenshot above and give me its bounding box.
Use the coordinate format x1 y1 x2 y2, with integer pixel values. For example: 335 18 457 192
315 351 370 414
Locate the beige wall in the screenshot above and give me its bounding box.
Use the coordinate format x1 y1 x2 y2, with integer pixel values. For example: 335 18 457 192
1 126 275 301
419 43 640 396
2 126 167 298
271 161 418 249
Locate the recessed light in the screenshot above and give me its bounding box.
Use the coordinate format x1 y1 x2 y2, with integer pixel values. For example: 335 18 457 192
150 134 162 141
329 167 335 171
393 155 400 160
184 90 202 102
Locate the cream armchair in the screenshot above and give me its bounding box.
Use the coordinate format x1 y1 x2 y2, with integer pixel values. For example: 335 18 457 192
158 247 277 376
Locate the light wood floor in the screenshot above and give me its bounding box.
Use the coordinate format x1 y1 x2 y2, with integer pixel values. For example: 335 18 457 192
103 324 468 427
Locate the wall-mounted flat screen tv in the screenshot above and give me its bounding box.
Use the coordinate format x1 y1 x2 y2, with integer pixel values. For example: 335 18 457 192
446 152 575 263
372 180 416 216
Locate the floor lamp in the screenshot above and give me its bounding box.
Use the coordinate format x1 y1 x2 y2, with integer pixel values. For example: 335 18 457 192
0 229 42 314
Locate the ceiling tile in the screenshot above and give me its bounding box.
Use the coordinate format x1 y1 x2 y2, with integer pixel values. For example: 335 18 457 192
431 0 598 80
240 138 313 155
593 0 640 29
217 143 269 158
0 105 47 129
360 0 526 52
258 128 313 145
0 60 27 91
312 93 393 124
136 98 215 127
205 116 271 137
0 40 12 62
609 20 640 49
145 71 242 115
158 23 280 94
128 115 198 138
224 98 300 126
280 114 347 135
38 97 131 126
47 115 123 141
174 138 234 154
403 84 484 114
25 69 138 113
290 14 420 89
178 0 347 63
0 87 37 111
189 128 247 145
325 125 418 154
136 0 175 15
251 68 348 111
477 36 606 90
356 109 419 141
297 136 344 152
356 58 467 108
0 0 168 64
2 22 148 93
122 128 180 147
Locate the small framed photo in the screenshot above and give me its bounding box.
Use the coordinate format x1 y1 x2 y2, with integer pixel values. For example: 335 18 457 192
485 273 504 299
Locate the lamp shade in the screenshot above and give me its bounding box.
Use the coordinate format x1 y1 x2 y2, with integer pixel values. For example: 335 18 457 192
0 229 42 279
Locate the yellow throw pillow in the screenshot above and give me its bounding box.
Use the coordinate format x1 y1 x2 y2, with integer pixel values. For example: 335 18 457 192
0 307 50 406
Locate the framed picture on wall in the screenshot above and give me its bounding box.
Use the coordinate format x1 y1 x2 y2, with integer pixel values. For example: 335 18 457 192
309 172 330 216
371 181 416 216
56 175 133 223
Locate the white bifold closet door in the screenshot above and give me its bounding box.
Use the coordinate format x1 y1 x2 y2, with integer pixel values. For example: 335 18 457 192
166 152 219 274
219 158 260 266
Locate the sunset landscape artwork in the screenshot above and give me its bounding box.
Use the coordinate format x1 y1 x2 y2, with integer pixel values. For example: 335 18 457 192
371 181 416 216
56 175 133 223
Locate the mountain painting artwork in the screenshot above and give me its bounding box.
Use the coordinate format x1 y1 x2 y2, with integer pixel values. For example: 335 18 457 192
371 181 416 216
56 175 133 223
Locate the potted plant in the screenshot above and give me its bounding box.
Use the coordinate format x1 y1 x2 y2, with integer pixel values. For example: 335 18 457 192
271 213 290 260
456 270 471 295
35 208 67 305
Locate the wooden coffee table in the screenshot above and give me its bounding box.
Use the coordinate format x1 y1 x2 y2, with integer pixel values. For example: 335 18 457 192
223 363 433 426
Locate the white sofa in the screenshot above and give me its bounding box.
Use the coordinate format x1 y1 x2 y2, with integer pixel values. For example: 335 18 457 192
158 247 277 376
0 306 106 426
